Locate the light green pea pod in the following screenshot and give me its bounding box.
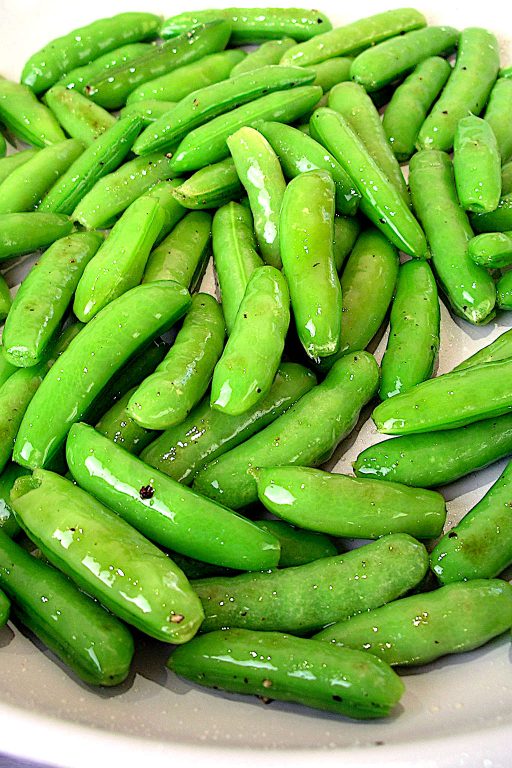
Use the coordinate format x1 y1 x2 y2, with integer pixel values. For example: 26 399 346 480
333 216 360 271
0 275 11 323
120 100 177 126
0 148 38 186
129 294 225 430
0 80 65 148
146 180 187 243
211 266 289 416
74 197 165 322
0 463 29 538
453 329 512 372
497 270 512 310
453 115 501 213
0 139 84 215
468 231 512 268
172 158 243 210
230 38 296 76
502 161 512 195
95 386 158 456
311 57 352 91
0 213 73 261
253 519 336 567
45 86 116 146
471 193 512 232
0 348 16 388
58 42 152 91
483 78 512 163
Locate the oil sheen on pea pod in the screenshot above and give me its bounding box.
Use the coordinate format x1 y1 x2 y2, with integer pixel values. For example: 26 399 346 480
140 362 317 484
0 275 11 323
0 213 73 261
44 86 116 147
314 580 512 667
255 465 446 540
280 170 341 360
0 80 65 148
467 232 512 269
0 149 38 187
13 281 191 470
497 270 512 310
169 628 404 720
471 193 512 233
483 77 512 163
95 387 157 456
57 42 151 92
0 463 28 539
409 150 496 325
11 469 204 643
453 329 512 372
453 115 501 214
193 351 379 509
379 260 440 400
230 38 296 77
333 216 360 271
173 158 243 210
66 422 280 572
210 267 289 417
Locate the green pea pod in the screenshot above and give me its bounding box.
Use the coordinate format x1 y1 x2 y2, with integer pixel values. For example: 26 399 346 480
0 133 5 158
0 586 8 626
0 213 73 261
58 42 152 91
74 197 165 322
502 162 512 195
13 281 191 470
0 349 16 388
38 115 143 216
11 469 204 643
253 519 337 567
409 150 496 324
169 85 323 173
142 210 212 289
0 463 28 538
468 232 512 268
453 116 501 213
471 193 512 232
95 387 157 455
0 80 65 148
0 529 134 685
417 28 500 151
280 9 426 68
0 140 84 215
315 580 512 667
193 351 379 509
333 216 360 271
172 158 243 210
45 86 116 146
310 57 353 91
380 260 440 400
483 78 512 163
497 270 512 310
256 120 359 216
146 180 187 243
120 100 177 126
255 465 446 540
230 38 296 77
0 148 38 186
310 108 426 258
140 362 316 484
0 275 11 323
382 56 452 162
453 329 512 372
161 9 332 45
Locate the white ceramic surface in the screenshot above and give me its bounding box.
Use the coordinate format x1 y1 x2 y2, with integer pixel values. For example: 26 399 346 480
0 0 512 765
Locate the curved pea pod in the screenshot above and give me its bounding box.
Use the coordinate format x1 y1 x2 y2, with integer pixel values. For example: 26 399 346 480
129 294 225 430
74 197 165 322
256 120 359 216
21 13 161 94
471 193 512 233
11 469 204 643
254 519 337 567
409 150 496 324
0 464 28 538
0 529 134 685
0 80 65 148
140 362 317 484
58 42 151 91
193 351 379 509
169 85 323 173
333 216 360 271
230 38 296 77
453 116 501 214
142 211 212 289
255 465 446 540
95 387 157 456
146 180 187 243
468 232 512 268
497 270 512 310
380 260 440 400
281 9 426 68
0 275 11 323
454 329 512 372
417 28 500 152
194 533 428 634
38 115 143 216
0 148 38 186
120 100 177 126
169 628 403 720
173 158 243 210
483 78 512 163
13 282 191 470
161 9 332 45
310 57 352 91
310 108 426 258
315 580 512 667
44 86 116 146
0 213 73 261
3 232 102 367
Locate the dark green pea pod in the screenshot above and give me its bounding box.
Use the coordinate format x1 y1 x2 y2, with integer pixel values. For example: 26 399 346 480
0 586 9 626
0 275 11 322
453 329 512 372
409 150 496 324
0 80 65 148
311 57 353 91
58 42 151 91
0 148 38 186
0 133 5 158
380 260 440 400
255 465 446 540
0 213 73 261
0 529 134 685
44 86 116 146
502 162 512 195
146 180 187 243
95 387 157 455
142 210 212 289
193 351 379 509
468 232 512 268
38 115 143 216
169 628 404 720
0 464 28 538
67 422 280 572
13 282 191 470
483 77 512 163
453 115 501 213
253 519 337 567
3 232 102 367
230 38 296 77
497 270 512 310
333 216 360 271
74 197 165 322
194 533 428 634
120 100 177 126
471 193 512 232
315 580 512 667
11 469 204 643
172 158 243 210
140 362 317 484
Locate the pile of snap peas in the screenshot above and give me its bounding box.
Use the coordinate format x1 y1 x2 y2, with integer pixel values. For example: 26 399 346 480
0 3 512 724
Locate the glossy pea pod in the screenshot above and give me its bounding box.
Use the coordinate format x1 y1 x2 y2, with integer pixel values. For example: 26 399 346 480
417 28 500 152
67 422 280 572
0 213 73 261
44 86 116 146
230 38 296 76
193 351 379 509
497 271 512 310
0 529 134 686
120 100 177 126
483 77 512 163
468 232 512 268
380 260 440 400
310 108 427 258
210 267 289 416
169 628 404 720
315 580 512 667
128 294 225 430
453 116 501 213
95 387 157 455
471 193 512 232
253 519 336 567
74 197 165 322
140 362 317 485
11 469 204 643
0 148 38 186
172 158 243 210
0 275 11 323
0 463 28 538
333 216 360 271
0 79 65 148
57 42 151 91
409 150 496 324
453 329 512 372
146 180 187 243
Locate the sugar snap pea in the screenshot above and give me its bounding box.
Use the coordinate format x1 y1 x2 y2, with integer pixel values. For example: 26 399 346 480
230 38 296 76
95 387 156 455
0 586 8 626
310 57 353 91
453 329 512 372
0 464 28 538
333 216 360 271
0 212 73 261
468 232 512 268
45 86 116 146
58 42 151 91
502 161 512 195
0 349 16 388
0 79 65 148
0 148 38 186
120 100 177 126
172 158 243 210
145 180 187 243
497 270 512 309
0 275 11 323
483 77 512 163
0 133 5 158
471 192 512 232
253 519 337 567
453 115 501 213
